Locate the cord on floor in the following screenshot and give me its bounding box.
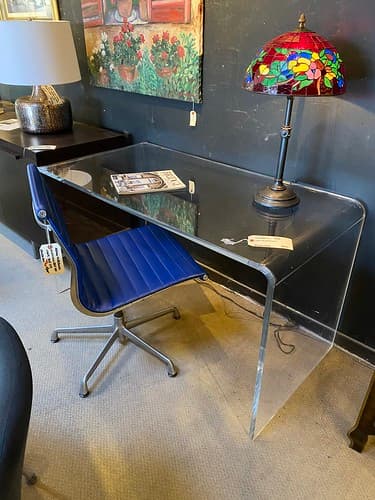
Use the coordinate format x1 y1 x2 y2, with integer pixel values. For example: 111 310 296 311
196 279 296 355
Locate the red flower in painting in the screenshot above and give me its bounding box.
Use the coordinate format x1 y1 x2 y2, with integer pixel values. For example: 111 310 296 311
150 33 186 73
120 21 134 33
113 22 145 67
177 45 185 58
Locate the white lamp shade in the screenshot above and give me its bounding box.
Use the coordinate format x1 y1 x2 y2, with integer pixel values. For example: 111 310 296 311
0 20 81 86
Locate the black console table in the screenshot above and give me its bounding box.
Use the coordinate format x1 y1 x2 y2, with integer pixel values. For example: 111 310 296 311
0 113 130 256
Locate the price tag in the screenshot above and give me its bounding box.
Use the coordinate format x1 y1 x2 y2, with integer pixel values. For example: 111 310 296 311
189 110 197 127
27 145 57 151
40 85 63 104
39 243 65 274
247 235 294 251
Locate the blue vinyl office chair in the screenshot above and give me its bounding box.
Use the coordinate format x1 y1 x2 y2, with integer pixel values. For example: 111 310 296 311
27 163 205 397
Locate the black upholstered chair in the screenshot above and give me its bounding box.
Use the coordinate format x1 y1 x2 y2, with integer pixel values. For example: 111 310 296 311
0 317 36 500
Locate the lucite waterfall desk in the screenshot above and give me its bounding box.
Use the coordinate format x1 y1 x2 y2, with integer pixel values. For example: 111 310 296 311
39 142 365 438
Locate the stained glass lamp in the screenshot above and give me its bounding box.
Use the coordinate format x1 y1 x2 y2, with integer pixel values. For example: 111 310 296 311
243 14 346 211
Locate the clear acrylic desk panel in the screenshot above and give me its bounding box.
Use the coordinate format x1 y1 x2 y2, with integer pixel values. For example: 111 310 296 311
41 143 365 438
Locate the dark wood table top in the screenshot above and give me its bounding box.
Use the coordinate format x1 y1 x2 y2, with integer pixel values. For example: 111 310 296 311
0 112 131 165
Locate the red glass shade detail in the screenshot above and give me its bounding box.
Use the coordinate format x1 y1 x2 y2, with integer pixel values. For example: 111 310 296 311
243 29 346 96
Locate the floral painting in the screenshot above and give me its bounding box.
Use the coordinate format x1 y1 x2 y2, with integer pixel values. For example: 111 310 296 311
80 0 204 101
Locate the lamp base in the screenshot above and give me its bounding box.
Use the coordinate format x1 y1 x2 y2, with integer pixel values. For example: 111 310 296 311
254 184 299 212
15 89 72 134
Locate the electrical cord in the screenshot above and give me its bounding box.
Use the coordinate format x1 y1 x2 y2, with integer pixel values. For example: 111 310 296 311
196 279 297 355
59 279 297 354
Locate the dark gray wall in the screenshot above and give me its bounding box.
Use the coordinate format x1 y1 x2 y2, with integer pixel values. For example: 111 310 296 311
2 0 374 357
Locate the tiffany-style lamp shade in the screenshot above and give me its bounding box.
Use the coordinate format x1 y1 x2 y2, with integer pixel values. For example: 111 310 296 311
243 14 346 211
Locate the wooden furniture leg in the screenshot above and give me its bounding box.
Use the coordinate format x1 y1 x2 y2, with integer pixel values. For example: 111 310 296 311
347 371 375 452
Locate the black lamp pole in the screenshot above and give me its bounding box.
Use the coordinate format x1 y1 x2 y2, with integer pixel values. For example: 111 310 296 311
254 95 299 211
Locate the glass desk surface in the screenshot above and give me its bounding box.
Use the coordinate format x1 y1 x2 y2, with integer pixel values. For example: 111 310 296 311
41 142 364 284
40 142 365 438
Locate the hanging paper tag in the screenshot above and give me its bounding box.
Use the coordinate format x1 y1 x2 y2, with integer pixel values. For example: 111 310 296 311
189 110 197 127
247 235 294 250
40 85 63 104
39 243 65 274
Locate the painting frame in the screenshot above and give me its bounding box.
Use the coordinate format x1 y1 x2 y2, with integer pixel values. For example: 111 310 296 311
0 0 60 20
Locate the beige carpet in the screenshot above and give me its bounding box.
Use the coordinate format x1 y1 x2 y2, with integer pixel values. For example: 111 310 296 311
0 232 374 500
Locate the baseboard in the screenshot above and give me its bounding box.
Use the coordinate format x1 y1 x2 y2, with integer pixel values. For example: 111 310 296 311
335 332 375 366
203 263 375 367
0 223 38 258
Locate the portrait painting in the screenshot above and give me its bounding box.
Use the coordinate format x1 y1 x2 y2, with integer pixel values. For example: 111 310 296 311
0 0 59 19
80 0 204 101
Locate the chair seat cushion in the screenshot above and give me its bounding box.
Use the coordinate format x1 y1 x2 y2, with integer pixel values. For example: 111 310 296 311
74 224 205 314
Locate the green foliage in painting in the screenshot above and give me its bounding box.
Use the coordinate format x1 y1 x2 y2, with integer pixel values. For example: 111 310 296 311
137 48 160 96
162 33 201 101
87 27 202 102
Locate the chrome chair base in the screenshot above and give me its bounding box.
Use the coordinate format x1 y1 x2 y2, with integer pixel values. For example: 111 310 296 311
52 307 180 397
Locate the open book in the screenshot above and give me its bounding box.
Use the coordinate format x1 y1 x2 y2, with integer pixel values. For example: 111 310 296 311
111 170 186 195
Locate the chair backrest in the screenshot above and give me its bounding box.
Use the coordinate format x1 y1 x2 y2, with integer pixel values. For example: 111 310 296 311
0 318 33 500
27 163 77 263
26 163 101 314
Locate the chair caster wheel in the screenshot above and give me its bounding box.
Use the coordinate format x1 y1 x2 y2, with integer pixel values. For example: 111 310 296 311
79 385 89 398
23 472 37 486
26 473 37 486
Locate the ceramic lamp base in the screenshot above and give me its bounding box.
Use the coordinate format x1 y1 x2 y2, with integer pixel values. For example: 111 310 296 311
15 93 72 134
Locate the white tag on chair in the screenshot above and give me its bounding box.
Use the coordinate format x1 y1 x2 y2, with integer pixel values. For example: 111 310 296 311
39 243 65 275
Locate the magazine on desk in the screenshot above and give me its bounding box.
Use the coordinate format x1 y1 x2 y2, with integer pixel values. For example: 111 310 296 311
110 170 186 195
